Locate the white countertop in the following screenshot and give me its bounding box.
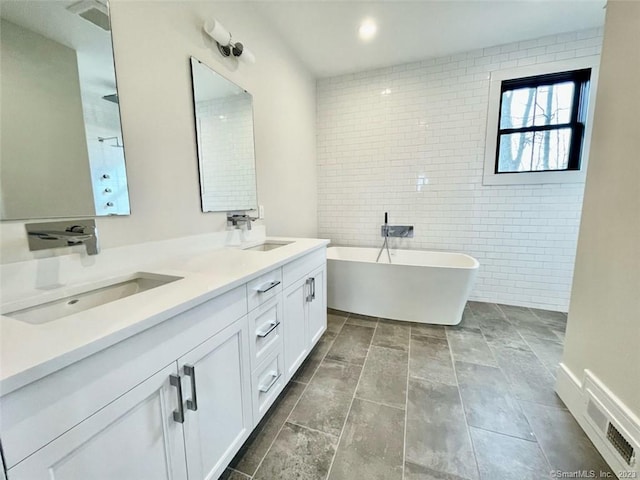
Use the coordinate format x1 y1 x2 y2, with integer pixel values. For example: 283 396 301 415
0 235 329 395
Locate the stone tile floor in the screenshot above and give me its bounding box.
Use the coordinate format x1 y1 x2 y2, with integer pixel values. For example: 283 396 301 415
221 302 616 480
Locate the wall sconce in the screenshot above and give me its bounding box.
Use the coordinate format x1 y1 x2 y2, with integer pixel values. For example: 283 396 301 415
204 19 256 64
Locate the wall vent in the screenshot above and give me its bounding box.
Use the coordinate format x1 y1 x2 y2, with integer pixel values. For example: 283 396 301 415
583 375 639 473
607 423 636 466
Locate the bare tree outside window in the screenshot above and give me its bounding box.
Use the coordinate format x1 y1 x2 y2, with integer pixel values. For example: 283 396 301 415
495 69 590 174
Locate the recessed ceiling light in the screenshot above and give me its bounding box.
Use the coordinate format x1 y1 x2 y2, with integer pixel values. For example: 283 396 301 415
358 19 377 41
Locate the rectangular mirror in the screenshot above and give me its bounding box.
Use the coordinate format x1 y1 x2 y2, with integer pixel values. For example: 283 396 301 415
190 57 257 213
0 0 130 220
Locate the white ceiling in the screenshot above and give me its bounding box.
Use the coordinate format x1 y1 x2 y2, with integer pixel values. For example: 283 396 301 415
253 1 606 77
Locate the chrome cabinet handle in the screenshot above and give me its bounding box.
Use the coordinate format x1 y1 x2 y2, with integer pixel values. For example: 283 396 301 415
257 320 280 338
184 365 198 411
305 278 313 302
169 375 184 423
259 371 281 393
311 277 316 301
257 280 281 294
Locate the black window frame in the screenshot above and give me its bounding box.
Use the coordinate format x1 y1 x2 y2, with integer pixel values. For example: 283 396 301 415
495 68 592 174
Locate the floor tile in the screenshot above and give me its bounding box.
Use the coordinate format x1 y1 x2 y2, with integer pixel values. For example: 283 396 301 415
373 320 411 351
327 313 347 334
409 334 457 386
476 317 528 350
499 305 559 341
467 302 506 321
328 398 405 480
356 345 408 409
230 381 306 476
411 323 447 339
404 461 471 480
346 313 379 328
309 358 362 395
529 307 567 327
521 401 614 476
253 422 337 480
218 468 251 480
470 427 550 480
289 384 353 437
522 335 564 377
326 324 375 365
446 327 497 367
455 361 534 441
492 345 564 407
406 378 478 480
294 332 337 383
328 308 350 317
461 306 481 328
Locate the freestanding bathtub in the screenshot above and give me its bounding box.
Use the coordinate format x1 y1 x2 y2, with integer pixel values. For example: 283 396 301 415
327 246 479 325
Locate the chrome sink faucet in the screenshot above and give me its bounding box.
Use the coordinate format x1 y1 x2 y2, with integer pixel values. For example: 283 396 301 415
25 220 100 255
227 212 256 230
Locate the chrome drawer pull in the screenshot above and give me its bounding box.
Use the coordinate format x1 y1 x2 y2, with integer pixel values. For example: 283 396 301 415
184 364 198 411
257 280 281 294
169 375 184 423
305 277 313 302
259 371 281 393
257 320 280 338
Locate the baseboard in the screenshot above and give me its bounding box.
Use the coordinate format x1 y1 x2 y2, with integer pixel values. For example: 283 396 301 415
556 363 639 477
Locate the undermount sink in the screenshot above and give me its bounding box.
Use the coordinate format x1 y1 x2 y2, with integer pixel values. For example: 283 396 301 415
5 272 183 325
244 241 293 252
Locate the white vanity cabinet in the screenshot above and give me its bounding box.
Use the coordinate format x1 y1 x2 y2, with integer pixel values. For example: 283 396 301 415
180 316 253 480
3 288 251 480
1 244 327 480
282 250 327 381
7 364 189 480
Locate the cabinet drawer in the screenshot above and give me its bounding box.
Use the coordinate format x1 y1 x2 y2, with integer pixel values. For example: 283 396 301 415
248 295 283 366
251 348 285 423
282 248 326 287
247 268 282 312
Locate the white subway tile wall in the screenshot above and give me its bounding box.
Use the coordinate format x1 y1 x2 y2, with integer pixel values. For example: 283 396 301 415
317 28 603 311
196 95 256 211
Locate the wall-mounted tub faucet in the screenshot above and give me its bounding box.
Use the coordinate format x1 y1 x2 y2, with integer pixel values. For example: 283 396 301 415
376 213 415 263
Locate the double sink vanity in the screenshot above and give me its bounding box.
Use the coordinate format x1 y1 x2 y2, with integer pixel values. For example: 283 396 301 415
0 235 328 480
0 3 325 479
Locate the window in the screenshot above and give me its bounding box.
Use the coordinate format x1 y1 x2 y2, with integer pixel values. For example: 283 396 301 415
496 69 591 174
483 57 599 185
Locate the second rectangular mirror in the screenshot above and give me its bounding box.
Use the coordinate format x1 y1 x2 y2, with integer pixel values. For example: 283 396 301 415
190 57 257 213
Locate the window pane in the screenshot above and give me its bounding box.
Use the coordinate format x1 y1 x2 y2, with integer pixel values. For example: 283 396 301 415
534 82 574 126
531 128 572 170
500 88 535 129
497 132 534 172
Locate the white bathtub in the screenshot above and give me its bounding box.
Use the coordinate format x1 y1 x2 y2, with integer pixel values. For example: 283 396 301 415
327 246 479 325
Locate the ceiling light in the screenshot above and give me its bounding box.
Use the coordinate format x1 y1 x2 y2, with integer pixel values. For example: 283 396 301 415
358 19 377 41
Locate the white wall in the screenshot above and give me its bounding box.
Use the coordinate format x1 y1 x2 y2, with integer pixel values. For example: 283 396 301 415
561 1 640 416
0 1 317 263
317 28 602 311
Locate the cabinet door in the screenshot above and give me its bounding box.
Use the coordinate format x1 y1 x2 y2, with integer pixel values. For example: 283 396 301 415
180 316 253 480
308 266 327 347
7 364 188 480
283 278 310 381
